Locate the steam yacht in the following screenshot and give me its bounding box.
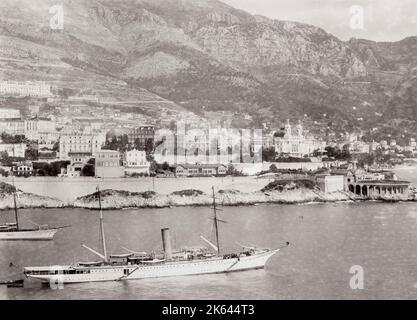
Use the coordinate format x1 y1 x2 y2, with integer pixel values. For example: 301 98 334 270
24 187 288 283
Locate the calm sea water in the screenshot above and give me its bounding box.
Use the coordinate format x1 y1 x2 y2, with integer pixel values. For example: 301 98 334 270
0 168 416 300
1 201 417 300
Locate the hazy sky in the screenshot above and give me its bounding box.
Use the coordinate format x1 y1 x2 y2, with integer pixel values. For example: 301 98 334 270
222 0 417 42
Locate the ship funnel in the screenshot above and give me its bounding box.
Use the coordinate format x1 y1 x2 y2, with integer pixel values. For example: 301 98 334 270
161 228 172 260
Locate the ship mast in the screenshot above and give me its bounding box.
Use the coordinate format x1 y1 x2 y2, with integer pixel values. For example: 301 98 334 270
212 186 220 256
97 186 108 263
12 177 19 230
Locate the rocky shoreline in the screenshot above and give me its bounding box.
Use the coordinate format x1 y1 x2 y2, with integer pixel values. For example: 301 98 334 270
0 191 66 210
0 182 415 211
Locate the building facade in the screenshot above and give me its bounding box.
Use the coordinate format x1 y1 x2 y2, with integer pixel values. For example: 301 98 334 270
128 126 155 150
59 133 105 160
316 175 345 193
59 152 93 178
0 81 52 97
0 119 25 135
0 143 26 158
0 108 20 119
11 163 34 176
24 117 56 141
124 149 150 175
273 120 325 158
95 150 124 178
174 164 227 177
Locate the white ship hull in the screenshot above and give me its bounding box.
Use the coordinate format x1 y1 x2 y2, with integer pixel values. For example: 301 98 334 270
24 249 279 284
0 229 58 240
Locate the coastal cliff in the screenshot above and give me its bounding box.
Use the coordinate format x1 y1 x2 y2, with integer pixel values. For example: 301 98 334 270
0 181 414 211
72 188 354 210
0 182 65 210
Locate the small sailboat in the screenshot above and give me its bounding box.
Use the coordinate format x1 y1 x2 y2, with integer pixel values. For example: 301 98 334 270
23 186 289 283
0 181 69 240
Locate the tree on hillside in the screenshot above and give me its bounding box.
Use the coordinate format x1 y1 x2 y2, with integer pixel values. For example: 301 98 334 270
81 164 95 176
1 133 27 144
270 164 278 173
145 138 154 155
25 148 38 161
226 164 244 176
162 161 170 171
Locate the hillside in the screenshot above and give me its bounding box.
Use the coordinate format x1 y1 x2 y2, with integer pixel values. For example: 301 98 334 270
0 0 416 135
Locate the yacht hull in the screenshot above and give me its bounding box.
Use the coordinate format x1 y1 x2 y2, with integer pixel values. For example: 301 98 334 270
24 249 279 284
0 229 58 240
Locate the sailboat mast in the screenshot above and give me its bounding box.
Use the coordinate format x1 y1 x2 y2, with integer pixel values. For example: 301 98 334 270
97 186 108 262
212 186 220 256
12 185 19 230
11 176 19 230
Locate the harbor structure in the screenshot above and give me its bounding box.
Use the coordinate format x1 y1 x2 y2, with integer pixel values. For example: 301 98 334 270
174 163 227 177
348 180 410 198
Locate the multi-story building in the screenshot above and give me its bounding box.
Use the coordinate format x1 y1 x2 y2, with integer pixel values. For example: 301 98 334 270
24 117 56 141
0 81 52 97
11 162 34 176
0 119 25 135
38 131 60 145
128 126 155 150
59 133 105 160
273 120 325 158
95 150 124 178
124 149 150 175
0 143 26 158
0 108 20 119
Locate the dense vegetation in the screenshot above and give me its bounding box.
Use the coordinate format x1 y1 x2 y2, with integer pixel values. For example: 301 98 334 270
0 182 17 194
262 179 316 192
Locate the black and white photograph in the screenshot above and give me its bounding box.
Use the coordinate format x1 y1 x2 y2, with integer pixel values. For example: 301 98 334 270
0 0 417 304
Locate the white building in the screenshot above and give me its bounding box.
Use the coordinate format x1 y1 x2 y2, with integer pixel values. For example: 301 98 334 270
0 81 52 97
316 175 345 193
0 119 25 135
274 120 325 157
59 133 105 160
24 117 56 141
0 143 26 158
0 108 20 119
38 131 60 145
124 149 150 175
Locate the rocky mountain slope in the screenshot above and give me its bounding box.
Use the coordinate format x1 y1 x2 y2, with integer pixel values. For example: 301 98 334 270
0 0 416 134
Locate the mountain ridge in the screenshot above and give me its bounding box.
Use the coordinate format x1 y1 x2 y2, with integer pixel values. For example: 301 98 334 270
0 0 416 135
